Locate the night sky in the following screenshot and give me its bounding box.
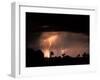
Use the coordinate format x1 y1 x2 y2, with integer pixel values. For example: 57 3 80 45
26 12 89 58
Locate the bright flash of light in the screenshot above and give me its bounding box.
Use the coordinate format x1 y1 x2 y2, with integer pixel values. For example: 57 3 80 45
47 35 58 49
61 49 65 54
42 49 50 58
41 35 58 58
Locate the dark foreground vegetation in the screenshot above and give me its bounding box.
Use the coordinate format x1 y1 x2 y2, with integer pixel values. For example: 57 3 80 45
26 48 89 67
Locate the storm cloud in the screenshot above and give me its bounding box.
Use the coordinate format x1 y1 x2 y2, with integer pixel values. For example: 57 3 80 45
29 32 89 57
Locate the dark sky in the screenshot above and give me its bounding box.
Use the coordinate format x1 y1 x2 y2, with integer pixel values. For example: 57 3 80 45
26 12 89 57
26 12 89 32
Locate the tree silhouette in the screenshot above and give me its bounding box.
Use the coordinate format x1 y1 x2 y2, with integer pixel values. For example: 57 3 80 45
50 51 54 58
26 48 90 67
62 54 66 57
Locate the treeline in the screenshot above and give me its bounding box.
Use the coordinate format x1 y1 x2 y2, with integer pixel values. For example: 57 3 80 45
26 48 89 67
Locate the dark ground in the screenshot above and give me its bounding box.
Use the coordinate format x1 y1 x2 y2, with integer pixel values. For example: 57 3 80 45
26 48 89 67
